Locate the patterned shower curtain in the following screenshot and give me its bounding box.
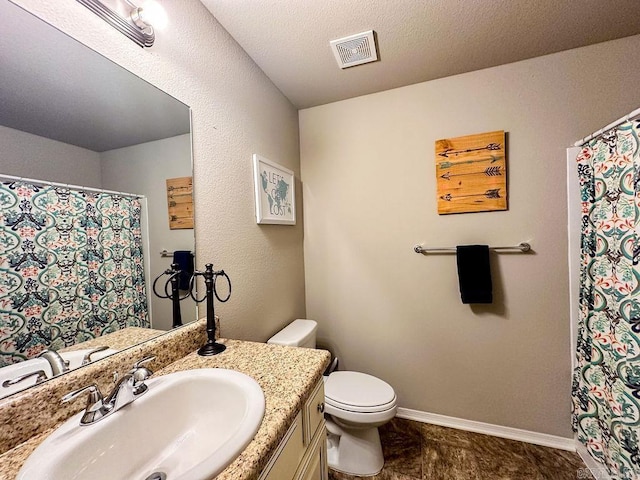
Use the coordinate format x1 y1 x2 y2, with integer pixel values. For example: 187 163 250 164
0 181 148 367
572 119 640 479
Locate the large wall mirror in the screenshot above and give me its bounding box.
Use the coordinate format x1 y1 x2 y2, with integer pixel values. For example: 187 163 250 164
0 1 197 399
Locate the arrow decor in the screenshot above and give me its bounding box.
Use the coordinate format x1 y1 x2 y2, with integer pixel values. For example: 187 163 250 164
438 142 502 158
440 166 502 180
435 130 507 214
440 189 502 202
438 155 502 169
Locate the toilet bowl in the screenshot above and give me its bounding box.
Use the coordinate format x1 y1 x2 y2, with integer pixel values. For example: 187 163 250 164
323 371 397 475
268 319 397 476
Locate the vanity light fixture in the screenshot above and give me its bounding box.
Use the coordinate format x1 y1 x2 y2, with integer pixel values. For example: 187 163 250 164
76 0 155 47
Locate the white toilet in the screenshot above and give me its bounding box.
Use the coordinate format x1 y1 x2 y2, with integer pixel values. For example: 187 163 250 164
268 319 397 476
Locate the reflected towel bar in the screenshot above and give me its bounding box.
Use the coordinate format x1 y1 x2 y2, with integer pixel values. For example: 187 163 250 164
414 242 531 254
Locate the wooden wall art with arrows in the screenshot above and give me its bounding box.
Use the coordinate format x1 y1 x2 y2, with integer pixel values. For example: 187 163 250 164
435 130 507 214
166 176 194 229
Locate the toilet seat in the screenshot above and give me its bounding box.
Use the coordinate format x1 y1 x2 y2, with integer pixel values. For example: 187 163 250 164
324 371 397 413
325 396 397 413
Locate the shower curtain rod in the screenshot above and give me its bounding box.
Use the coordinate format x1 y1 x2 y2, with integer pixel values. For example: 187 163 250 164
0 174 144 199
574 106 640 146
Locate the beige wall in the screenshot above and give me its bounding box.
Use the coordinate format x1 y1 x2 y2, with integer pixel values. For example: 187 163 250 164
0 125 102 187
12 0 304 341
300 34 640 438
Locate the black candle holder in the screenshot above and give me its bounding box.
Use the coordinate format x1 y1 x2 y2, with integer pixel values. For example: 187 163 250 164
189 264 231 356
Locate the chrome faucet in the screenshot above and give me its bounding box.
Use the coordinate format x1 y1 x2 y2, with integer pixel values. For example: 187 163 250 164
2 369 48 388
38 349 69 376
2 349 70 390
62 355 155 425
104 356 153 411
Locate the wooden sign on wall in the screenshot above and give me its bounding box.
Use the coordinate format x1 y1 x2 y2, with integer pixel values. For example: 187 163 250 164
166 176 194 229
435 130 507 215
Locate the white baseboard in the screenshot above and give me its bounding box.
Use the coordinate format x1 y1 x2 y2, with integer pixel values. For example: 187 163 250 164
396 407 576 451
576 440 612 480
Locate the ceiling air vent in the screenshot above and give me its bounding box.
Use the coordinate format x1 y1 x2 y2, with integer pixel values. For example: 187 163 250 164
330 30 378 69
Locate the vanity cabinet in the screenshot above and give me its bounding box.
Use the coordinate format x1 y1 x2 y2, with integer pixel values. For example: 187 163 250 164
259 380 327 480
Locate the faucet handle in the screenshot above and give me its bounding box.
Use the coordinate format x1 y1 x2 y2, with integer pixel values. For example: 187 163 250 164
62 384 109 425
81 346 110 365
130 356 155 394
132 355 156 370
62 384 103 405
2 370 48 388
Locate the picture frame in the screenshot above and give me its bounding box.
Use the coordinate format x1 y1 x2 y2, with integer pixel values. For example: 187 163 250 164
252 154 296 225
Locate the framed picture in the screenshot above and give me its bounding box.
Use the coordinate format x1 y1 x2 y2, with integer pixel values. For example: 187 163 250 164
252 154 296 225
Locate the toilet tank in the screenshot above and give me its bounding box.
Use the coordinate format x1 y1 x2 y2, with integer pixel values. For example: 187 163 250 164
267 319 317 348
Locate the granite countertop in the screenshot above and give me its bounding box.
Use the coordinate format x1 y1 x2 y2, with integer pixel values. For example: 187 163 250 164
60 326 165 353
0 338 330 480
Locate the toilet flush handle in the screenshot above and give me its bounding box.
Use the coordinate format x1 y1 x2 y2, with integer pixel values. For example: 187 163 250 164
317 402 325 413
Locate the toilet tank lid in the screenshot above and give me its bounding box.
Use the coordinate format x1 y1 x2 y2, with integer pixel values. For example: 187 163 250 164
267 319 317 347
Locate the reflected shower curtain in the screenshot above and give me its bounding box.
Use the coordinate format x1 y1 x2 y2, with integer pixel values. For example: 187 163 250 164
0 181 148 366
572 119 640 479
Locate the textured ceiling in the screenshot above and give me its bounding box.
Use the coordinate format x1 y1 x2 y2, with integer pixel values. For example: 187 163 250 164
201 0 640 109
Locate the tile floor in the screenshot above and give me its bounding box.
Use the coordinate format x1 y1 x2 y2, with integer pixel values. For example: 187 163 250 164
328 418 594 480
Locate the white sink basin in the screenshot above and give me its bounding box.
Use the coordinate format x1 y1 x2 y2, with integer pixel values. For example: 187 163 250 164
17 368 266 480
0 348 117 399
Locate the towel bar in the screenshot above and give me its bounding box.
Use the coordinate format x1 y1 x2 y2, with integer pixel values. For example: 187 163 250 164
414 242 531 254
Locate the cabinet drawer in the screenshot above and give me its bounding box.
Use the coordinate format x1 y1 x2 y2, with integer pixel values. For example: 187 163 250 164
304 380 325 445
260 412 305 480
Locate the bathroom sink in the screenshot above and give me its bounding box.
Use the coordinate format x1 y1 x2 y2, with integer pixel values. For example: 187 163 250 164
17 368 265 480
0 348 118 399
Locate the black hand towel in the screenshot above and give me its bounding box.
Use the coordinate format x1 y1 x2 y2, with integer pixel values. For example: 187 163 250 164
456 245 493 304
173 250 194 290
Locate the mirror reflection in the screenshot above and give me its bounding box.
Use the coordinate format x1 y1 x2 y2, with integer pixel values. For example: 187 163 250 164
0 0 196 397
